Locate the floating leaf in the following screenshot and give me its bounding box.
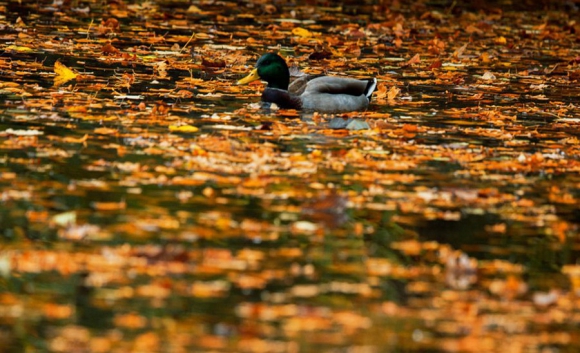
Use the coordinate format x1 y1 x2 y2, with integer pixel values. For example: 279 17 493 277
292 27 312 38
51 211 77 227
4 128 43 136
62 134 89 144
0 253 12 277
346 119 370 131
480 52 491 63
404 54 421 66
5 45 33 52
53 60 78 87
387 86 400 101
452 43 468 59
481 71 496 80
169 124 199 133
91 200 126 211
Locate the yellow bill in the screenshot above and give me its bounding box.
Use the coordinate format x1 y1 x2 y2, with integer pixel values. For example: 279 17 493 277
237 68 260 85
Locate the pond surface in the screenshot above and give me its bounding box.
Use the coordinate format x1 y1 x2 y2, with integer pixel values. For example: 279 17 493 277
1 0 579 352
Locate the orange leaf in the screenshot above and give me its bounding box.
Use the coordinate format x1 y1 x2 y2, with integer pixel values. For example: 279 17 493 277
92 200 126 211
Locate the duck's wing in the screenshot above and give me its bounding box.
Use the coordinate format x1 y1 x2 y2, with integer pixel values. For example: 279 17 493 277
299 77 378 113
288 74 323 96
304 77 377 98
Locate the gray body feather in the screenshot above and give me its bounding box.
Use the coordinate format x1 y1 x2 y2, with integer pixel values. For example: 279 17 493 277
296 76 375 113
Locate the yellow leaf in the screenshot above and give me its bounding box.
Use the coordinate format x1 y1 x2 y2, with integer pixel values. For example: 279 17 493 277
6 45 33 52
292 27 312 38
54 60 78 87
187 5 202 13
495 36 507 45
51 211 77 227
169 124 199 133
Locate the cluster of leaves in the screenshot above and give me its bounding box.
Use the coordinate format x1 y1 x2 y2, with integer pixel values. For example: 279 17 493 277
0 0 579 351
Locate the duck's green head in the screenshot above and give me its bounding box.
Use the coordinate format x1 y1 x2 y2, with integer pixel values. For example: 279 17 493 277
237 53 290 90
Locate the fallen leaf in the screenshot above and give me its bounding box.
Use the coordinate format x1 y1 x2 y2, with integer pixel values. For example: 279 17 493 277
91 200 126 211
169 125 199 133
292 27 312 38
51 211 77 227
54 61 79 87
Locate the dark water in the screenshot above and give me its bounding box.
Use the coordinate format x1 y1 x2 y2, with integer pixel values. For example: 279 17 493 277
1 0 579 352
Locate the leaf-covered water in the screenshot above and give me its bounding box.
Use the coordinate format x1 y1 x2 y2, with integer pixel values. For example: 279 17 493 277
1 1 579 352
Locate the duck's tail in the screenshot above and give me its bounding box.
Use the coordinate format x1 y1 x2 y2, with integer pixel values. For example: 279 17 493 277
364 78 378 99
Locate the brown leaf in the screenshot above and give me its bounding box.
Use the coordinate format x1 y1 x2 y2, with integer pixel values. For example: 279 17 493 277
102 43 120 55
202 57 226 68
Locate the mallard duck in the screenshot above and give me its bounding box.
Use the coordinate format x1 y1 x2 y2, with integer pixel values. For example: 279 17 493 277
238 53 377 113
